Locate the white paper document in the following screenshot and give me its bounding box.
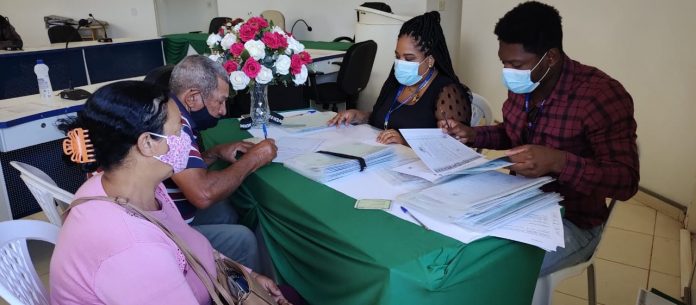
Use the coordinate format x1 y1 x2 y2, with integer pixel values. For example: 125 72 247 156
283 142 395 182
396 171 560 231
244 122 565 251
399 128 514 176
488 205 565 251
278 111 337 134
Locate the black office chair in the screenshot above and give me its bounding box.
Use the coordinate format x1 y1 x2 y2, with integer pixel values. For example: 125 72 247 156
332 36 354 43
227 85 308 118
47 25 82 44
143 65 175 90
307 40 377 111
208 17 231 34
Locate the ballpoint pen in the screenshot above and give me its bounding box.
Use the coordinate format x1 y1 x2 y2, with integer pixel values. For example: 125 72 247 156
262 122 268 139
400 206 429 230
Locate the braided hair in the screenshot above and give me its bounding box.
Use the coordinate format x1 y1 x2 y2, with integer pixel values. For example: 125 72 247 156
373 11 470 114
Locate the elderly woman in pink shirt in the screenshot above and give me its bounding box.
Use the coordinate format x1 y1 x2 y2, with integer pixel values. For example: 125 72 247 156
50 81 290 305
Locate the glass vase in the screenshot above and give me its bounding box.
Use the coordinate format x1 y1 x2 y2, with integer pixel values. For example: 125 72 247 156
249 84 270 128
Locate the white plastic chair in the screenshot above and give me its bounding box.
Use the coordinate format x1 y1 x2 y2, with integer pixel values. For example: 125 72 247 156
9 162 74 226
0 219 59 305
261 10 286 31
471 92 493 127
531 199 617 305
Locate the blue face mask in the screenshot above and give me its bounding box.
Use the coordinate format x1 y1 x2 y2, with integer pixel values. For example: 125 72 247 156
394 58 427 86
501 52 551 94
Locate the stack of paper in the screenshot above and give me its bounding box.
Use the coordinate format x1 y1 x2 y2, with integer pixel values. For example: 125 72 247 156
243 136 325 163
396 129 514 182
397 171 561 232
283 142 395 182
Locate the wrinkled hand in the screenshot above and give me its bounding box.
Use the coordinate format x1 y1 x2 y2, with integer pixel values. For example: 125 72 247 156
376 129 406 145
327 109 368 127
437 119 476 144
212 141 255 163
242 139 278 169
253 273 293 305
506 145 566 177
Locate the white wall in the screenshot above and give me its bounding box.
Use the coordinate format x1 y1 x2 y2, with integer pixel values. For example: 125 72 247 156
217 0 426 42
458 0 696 206
154 0 218 35
1 0 158 47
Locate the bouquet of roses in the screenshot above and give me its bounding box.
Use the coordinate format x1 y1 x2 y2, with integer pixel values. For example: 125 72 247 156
206 16 313 92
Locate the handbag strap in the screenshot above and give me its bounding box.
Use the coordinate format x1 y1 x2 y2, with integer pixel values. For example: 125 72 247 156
66 196 238 304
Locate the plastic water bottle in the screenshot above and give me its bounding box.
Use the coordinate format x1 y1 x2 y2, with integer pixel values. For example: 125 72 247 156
34 59 53 99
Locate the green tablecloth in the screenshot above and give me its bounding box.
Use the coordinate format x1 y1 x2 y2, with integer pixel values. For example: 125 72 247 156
201 119 545 305
162 33 211 65
161 33 352 65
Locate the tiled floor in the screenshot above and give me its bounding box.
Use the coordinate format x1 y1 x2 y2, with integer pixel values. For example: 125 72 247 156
3 193 685 305
553 197 684 305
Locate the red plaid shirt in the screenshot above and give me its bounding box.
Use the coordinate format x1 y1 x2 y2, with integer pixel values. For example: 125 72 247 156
473 55 639 229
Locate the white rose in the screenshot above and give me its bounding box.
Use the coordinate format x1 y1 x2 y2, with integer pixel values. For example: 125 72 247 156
208 53 221 62
220 33 237 50
285 36 304 55
206 33 222 48
255 66 273 85
244 40 266 61
229 71 251 91
233 23 242 33
271 26 286 36
293 65 308 85
273 55 291 75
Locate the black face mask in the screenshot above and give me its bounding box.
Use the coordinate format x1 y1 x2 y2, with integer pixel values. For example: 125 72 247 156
190 95 219 131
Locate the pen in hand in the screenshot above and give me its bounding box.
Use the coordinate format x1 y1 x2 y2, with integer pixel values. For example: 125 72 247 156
400 206 429 230
262 123 268 139
441 111 452 130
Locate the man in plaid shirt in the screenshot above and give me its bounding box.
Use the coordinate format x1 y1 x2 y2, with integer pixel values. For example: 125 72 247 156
441 1 639 276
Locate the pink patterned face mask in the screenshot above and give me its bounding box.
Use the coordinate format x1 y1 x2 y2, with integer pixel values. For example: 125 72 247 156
149 129 191 174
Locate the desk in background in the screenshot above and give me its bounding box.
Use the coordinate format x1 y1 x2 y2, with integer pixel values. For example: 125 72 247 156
161 33 351 65
201 119 545 305
0 77 143 221
0 38 164 100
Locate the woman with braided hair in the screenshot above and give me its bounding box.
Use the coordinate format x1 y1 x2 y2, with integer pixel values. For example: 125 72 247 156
328 11 472 145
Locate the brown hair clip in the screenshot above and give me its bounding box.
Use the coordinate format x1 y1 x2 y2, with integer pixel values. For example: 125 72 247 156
62 128 96 164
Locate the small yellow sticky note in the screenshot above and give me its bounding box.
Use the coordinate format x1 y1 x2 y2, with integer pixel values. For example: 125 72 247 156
354 199 392 210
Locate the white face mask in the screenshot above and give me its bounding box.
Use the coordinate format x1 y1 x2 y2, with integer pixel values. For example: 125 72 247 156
501 52 551 94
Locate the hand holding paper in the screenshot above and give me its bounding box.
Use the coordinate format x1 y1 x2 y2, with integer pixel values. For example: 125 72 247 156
506 144 567 177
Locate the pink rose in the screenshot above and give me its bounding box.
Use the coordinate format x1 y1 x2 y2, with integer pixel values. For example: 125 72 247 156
239 23 258 42
223 60 238 74
246 17 269 30
242 59 262 78
230 43 245 57
261 32 278 49
298 51 312 64
274 32 288 49
290 54 303 75
262 32 288 49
